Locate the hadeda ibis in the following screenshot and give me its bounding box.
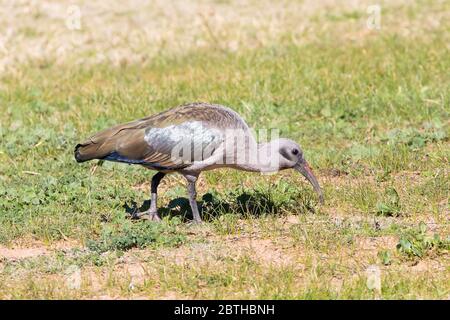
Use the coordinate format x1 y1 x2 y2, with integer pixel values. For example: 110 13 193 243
75 102 323 222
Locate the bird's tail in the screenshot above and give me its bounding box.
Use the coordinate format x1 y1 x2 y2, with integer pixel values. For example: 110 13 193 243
74 126 122 163
74 119 149 163
74 142 101 162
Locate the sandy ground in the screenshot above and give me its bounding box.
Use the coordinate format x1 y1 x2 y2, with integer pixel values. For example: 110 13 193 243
1 218 446 299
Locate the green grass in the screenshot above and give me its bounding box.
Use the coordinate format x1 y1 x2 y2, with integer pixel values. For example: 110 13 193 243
0 0 448 299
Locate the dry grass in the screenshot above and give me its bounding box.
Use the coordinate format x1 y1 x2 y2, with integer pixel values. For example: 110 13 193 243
1 0 449 73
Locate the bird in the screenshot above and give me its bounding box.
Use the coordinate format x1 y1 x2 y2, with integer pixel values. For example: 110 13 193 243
74 102 323 223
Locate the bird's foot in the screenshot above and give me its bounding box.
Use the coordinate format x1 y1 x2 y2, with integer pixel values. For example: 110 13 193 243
141 213 161 221
188 218 203 225
132 210 161 221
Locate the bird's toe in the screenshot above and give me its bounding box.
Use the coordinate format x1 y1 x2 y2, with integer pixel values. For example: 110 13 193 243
132 211 161 221
188 218 203 225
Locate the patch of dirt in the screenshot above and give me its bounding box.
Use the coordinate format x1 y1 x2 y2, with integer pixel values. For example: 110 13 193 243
408 259 447 273
126 263 147 284
149 232 300 269
228 237 298 267
0 247 48 260
284 215 301 225
0 240 81 261
320 168 349 177
156 241 223 266
116 255 151 288
91 295 121 300
160 291 182 300
355 236 398 253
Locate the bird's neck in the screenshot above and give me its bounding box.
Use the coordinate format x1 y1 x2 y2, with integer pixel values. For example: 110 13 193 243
235 141 281 173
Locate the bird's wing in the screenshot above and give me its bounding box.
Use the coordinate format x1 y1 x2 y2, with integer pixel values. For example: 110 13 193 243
75 102 247 169
142 121 223 169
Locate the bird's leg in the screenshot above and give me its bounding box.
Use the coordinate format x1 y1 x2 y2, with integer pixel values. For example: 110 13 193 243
148 171 165 221
135 172 165 221
184 173 202 223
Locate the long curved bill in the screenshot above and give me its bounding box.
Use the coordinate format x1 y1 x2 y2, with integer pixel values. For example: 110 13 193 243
295 162 324 204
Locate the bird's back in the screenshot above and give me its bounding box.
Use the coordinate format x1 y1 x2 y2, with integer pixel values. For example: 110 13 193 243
74 102 250 170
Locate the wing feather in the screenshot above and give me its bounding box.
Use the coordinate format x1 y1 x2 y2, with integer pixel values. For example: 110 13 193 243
75 102 247 169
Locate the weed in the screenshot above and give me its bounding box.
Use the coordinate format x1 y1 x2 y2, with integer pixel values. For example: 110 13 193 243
376 187 401 217
396 222 449 259
378 250 392 266
87 220 186 253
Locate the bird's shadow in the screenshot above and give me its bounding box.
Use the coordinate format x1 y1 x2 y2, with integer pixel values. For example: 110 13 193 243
123 191 316 222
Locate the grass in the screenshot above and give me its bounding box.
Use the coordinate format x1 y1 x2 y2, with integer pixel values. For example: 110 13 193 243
0 0 449 299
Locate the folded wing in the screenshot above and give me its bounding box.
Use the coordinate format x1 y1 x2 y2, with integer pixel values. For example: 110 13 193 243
74 104 229 170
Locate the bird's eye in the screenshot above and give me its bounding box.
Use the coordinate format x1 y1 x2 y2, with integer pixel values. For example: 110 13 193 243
292 149 299 155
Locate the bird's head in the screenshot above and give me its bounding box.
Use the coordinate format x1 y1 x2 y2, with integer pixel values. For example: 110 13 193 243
276 138 324 204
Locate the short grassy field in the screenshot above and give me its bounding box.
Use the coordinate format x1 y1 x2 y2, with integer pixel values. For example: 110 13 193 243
0 0 448 299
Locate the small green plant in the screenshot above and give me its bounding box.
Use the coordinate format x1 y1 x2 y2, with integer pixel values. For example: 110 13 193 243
212 213 241 235
87 219 186 253
376 187 401 217
396 222 449 259
378 250 392 266
375 168 391 183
